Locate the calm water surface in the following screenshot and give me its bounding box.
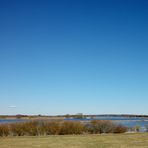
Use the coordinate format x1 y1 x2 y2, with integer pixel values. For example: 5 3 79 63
0 119 27 124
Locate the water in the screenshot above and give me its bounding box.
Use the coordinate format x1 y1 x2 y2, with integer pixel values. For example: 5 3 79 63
0 119 27 124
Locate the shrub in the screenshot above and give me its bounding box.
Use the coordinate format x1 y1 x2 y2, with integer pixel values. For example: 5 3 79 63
22 121 40 136
0 120 127 136
59 121 85 135
10 121 42 136
113 124 127 133
134 125 140 132
0 124 9 137
90 120 114 134
10 123 26 136
42 121 61 135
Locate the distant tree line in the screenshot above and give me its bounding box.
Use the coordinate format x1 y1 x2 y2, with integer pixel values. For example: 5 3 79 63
1 114 148 119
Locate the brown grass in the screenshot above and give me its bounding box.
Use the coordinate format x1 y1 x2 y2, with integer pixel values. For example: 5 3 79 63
0 133 148 148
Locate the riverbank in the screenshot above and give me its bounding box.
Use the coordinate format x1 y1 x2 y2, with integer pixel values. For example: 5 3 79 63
0 133 148 148
1 116 148 132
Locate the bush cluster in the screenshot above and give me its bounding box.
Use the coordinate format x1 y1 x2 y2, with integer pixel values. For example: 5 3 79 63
86 120 127 134
0 120 127 137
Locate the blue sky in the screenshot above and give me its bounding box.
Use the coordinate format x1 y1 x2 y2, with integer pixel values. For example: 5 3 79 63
0 0 148 115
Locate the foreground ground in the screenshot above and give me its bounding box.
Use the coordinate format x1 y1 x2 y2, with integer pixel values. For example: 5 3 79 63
0 133 148 148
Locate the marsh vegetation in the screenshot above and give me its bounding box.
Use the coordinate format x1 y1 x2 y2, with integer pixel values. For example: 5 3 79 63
0 120 127 137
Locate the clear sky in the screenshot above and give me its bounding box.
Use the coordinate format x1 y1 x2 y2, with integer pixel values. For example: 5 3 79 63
0 0 148 115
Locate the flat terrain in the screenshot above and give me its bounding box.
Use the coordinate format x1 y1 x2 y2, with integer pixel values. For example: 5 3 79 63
0 133 148 148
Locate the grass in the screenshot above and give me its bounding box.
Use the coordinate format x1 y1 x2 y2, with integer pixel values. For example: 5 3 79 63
0 133 148 148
